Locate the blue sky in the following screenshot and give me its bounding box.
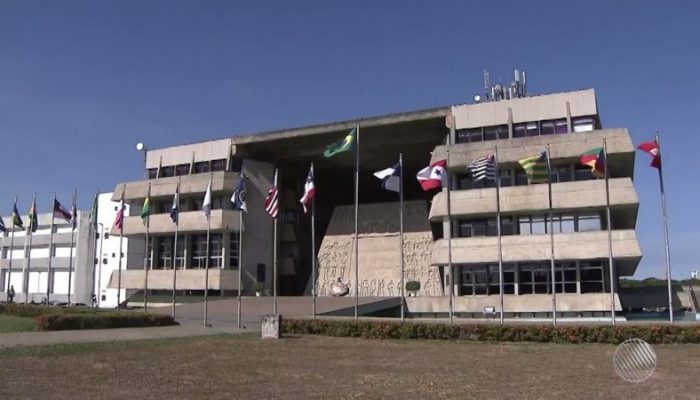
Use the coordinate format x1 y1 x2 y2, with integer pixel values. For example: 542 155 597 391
1 0 698 278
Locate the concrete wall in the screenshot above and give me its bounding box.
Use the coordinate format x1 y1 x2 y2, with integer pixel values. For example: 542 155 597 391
451 89 597 128
406 293 622 313
429 178 639 220
317 201 443 298
108 269 239 290
145 138 233 169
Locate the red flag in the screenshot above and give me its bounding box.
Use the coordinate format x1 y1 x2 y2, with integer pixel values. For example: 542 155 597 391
638 141 661 169
113 205 124 230
416 160 447 191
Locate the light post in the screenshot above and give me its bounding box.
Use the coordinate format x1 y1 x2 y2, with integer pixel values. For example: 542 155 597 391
136 142 148 179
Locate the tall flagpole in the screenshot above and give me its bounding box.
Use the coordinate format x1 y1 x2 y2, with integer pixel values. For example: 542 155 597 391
546 145 557 326
67 189 77 305
603 140 616 325
204 173 212 326
446 148 454 324
311 163 317 319
7 197 17 300
144 183 151 313
172 179 180 318
494 147 504 324
656 131 674 323
90 190 100 308
237 208 244 329
47 193 56 304
399 153 406 322
117 185 125 309
23 194 36 304
354 124 360 320
273 169 279 316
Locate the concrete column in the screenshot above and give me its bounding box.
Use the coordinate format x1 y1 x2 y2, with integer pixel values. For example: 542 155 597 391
507 108 513 138
565 101 572 132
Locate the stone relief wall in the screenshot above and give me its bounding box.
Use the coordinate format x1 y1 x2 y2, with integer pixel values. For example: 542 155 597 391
316 201 443 297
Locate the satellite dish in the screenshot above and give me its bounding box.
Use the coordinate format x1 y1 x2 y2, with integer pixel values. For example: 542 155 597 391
136 142 145 151
474 94 482 103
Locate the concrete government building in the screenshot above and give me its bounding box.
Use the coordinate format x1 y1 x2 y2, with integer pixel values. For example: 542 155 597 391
110 78 641 319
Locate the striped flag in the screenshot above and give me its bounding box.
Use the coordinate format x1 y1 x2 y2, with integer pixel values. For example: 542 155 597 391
467 154 497 182
264 169 279 218
113 204 124 231
518 151 549 184
373 162 401 193
299 164 315 214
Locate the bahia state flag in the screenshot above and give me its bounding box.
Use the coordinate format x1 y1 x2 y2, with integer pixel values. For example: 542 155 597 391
324 127 356 158
53 199 72 222
518 151 549 184
416 160 447 191
0 215 6 233
579 147 605 178
638 140 661 169
373 162 401 193
231 174 248 213
299 164 315 214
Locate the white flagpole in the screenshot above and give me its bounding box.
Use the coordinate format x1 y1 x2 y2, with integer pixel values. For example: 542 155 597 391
23 194 36 304
7 197 17 301
237 205 244 329
172 179 180 318
273 169 279 316
354 124 360 320
656 131 674 323
546 145 557 326
67 189 77 305
47 193 56 304
144 184 151 313
311 163 317 319
204 173 212 327
399 153 406 322
446 148 454 324
117 185 125 309
603 140 616 325
494 148 504 325
90 189 100 309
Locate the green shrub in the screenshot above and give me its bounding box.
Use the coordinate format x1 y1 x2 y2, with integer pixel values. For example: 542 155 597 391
405 281 421 292
36 312 178 331
281 319 700 344
0 303 95 318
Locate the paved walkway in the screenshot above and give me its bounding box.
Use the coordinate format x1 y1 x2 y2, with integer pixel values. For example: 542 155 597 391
0 325 247 349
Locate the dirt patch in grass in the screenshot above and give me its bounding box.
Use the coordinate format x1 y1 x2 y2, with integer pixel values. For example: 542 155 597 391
0 335 697 399
0 315 36 333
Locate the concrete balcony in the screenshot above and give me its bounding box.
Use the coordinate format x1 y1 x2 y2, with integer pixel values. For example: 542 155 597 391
406 293 622 313
107 268 241 291
111 171 240 201
0 256 76 270
112 209 243 235
431 128 636 178
429 178 639 221
430 230 641 276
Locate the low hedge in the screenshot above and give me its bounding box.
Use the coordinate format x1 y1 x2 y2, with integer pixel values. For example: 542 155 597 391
0 303 94 318
282 319 700 344
36 312 178 331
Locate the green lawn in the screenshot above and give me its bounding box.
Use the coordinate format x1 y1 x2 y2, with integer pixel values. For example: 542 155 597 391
0 314 36 333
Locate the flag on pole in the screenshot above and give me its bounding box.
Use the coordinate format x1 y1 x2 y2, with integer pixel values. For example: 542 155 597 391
264 170 279 218
88 192 99 227
518 151 549 184
53 199 72 222
0 216 6 233
416 160 447 191
202 175 212 218
170 185 180 223
467 154 497 182
323 128 356 158
113 203 125 230
71 194 77 230
638 141 661 168
579 147 605 178
140 191 151 226
299 164 316 213
231 175 248 212
12 203 24 230
27 199 38 233
373 162 401 192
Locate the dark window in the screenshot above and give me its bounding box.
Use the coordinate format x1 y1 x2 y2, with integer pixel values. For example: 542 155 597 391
554 119 568 134
556 166 573 182
572 116 595 132
500 216 517 235
229 232 240 269
456 128 483 143
175 164 190 176
513 123 527 138
157 237 172 269
574 164 596 181
161 166 175 178
540 121 555 135
211 159 226 172
499 169 513 187
526 122 539 136
515 169 528 185
148 168 158 179
191 234 208 269
194 162 210 174
257 263 266 283
483 125 508 141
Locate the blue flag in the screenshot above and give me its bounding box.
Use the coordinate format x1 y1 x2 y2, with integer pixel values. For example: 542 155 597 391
373 162 401 193
230 175 247 212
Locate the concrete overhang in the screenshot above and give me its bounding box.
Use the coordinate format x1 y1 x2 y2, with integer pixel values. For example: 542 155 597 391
112 171 240 201
406 293 623 313
108 269 240 291
111 209 243 236
429 178 639 222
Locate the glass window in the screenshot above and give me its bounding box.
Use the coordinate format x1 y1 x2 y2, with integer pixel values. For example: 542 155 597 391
561 214 575 233
459 267 474 295
546 214 561 233
577 213 601 232
515 169 528 186
518 216 531 235
526 122 539 136
554 119 568 134
483 125 508 141
486 218 498 236
211 159 226 172
531 216 546 235
456 128 482 144
574 164 596 181
499 169 512 187
174 235 185 269
191 234 208 269
157 237 172 269
229 232 240 269
194 162 210 174
540 121 555 135
572 116 595 132
175 164 190 176
160 166 175 178
557 166 573 182
500 216 517 236
513 123 527 138
148 168 158 179
457 174 472 190
210 234 223 268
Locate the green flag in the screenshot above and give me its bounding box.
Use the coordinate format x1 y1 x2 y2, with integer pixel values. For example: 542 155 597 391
27 199 38 233
324 127 356 158
88 192 99 227
518 151 549 184
141 193 151 226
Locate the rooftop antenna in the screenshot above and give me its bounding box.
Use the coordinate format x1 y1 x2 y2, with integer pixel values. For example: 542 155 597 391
483 70 490 101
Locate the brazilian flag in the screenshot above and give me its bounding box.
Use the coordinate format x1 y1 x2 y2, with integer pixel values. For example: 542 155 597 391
324 127 356 158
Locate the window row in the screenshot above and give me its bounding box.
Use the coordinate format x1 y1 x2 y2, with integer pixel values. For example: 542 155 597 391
456 212 603 238
457 260 606 296
141 233 240 269
147 158 231 179
457 163 597 190
455 116 597 144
